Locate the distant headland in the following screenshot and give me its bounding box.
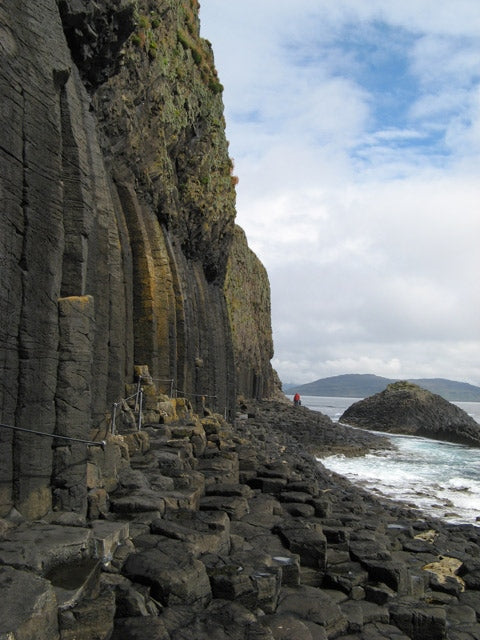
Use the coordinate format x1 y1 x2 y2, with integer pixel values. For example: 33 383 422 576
284 373 480 402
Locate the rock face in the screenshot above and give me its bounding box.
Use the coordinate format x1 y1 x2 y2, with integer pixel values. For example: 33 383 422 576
0 0 277 518
340 382 480 446
225 226 276 399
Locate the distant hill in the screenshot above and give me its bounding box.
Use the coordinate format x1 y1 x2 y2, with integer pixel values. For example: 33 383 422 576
284 374 480 402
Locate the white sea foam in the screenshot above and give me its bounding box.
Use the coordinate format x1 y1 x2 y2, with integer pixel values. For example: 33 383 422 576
299 395 480 526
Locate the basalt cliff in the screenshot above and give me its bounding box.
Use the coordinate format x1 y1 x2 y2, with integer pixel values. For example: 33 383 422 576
0 0 277 520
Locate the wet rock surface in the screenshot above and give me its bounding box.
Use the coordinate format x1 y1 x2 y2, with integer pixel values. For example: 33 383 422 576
340 381 480 446
1 399 480 639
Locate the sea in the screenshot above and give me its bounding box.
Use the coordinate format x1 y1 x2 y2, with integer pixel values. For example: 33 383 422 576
289 395 480 526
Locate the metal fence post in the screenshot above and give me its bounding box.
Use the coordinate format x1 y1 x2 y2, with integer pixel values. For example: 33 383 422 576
134 376 142 412
138 389 143 431
111 402 118 435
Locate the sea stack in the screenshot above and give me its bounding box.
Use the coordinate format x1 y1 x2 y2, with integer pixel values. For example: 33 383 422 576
340 381 480 446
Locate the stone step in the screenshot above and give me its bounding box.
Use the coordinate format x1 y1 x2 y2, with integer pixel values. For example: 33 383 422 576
149 510 230 556
196 451 239 485
205 482 254 499
91 520 130 563
0 523 92 573
109 490 166 517
199 495 249 520
162 486 204 513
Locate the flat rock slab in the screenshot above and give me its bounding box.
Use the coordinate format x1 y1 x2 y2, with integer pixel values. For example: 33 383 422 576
205 482 254 498
199 495 249 520
0 566 59 640
156 509 231 533
277 585 348 638
91 520 130 562
109 490 166 516
150 510 230 555
122 546 211 608
0 523 92 572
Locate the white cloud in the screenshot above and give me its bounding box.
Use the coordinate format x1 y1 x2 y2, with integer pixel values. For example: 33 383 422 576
410 35 480 87
200 1 480 387
445 87 480 155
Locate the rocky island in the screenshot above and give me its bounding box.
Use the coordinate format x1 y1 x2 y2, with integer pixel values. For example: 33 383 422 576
2 1 480 639
340 381 480 447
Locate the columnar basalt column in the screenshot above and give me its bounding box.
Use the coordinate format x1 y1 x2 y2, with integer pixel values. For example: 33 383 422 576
52 295 94 515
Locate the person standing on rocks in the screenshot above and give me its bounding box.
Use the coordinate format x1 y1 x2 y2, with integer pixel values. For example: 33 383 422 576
293 393 301 406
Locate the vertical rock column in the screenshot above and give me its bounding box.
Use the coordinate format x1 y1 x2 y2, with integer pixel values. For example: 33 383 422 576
53 295 94 515
3 0 72 520
224 226 275 399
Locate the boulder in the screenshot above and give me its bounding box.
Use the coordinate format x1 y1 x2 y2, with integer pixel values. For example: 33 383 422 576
0 566 59 640
275 522 327 569
57 585 116 640
340 381 480 445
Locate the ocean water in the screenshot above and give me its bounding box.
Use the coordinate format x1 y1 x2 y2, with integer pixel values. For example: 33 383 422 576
294 395 480 526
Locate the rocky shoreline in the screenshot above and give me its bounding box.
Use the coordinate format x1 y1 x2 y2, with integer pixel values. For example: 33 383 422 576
2 399 480 639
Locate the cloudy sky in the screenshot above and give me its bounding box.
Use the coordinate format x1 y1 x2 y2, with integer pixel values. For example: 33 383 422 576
199 1 480 386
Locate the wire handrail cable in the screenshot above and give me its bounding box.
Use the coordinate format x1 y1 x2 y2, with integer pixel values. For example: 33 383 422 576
174 388 218 399
0 422 106 447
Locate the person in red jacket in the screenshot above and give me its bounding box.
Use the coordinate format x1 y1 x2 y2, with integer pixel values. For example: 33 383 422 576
293 393 301 407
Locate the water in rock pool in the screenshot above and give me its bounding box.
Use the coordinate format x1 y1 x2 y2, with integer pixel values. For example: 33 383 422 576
291 395 480 526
